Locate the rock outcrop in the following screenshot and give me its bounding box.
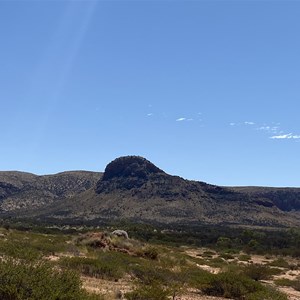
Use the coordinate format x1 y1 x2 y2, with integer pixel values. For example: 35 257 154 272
96 156 165 193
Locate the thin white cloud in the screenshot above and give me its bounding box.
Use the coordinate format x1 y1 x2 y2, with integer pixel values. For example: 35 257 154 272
147 113 153 116
258 126 271 131
176 117 186 122
257 126 279 132
229 119 299 141
270 133 300 139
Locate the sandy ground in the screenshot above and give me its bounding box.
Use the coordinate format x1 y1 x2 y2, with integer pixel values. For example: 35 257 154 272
277 286 300 300
82 275 133 299
184 247 300 300
81 276 231 300
47 246 299 300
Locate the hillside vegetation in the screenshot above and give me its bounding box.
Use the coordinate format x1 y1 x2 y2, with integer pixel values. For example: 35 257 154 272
0 222 299 299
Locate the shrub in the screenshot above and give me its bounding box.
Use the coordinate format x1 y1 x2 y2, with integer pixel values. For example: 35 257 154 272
0 259 98 300
274 278 296 287
243 264 274 281
208 257 228 268
293 278 300 291
0 231 68 260
238 254 251 261
202 271 262 299
142 246 159 260
60 257 123 280
201 270 287 300
216 237 232 249
219 252 235 260
201 250 215 258
125 283 169 300
130 264 172 286
246 287 288 300
268 258 290 268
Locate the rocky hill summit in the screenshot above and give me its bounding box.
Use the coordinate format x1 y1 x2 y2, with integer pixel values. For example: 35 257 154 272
96 156 165 193
102 156 164 181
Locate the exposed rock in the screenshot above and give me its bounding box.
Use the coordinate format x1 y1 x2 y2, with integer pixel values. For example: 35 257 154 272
96 156 165 193
112 230 129 239
102 156 164 181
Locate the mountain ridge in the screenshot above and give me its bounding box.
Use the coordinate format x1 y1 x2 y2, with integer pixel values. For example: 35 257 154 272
0 156 299 227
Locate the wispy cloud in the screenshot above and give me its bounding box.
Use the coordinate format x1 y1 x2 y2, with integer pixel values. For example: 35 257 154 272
257 126 279 133
147 113 153 116
270 133 300 140
258 126 271 131
176 117 186 122
229 119 299 141
176 117 194 122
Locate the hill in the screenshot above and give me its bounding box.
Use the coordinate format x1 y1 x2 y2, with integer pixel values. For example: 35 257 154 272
0 170 101 211
0 156 299 227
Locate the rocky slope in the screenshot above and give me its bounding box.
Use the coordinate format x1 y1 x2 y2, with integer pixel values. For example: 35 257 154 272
232 186 300 211
0 156 299 227
0 171 101 211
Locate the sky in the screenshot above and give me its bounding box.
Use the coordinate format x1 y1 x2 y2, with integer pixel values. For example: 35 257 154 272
0 0 300 187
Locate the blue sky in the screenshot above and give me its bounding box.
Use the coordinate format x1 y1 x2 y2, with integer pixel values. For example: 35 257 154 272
1 1 300 187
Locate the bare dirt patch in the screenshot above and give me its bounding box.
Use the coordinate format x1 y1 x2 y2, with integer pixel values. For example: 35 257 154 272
81 275 133 298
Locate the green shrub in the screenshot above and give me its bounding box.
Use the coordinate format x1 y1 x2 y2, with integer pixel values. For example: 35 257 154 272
201 250 215 258
142 246 159 260
0 259 98 300
201 270 287 300
238 254 251 261
60 257 123 280
268 258 290 268
125 283 169 300
207 257 228 268
182 267 213 288
130 264 172 286
202 271 262 299
274 278 296 287
246 286 288 300
0 239 40 260
216 237 232 249
0 231 68 260
243 264 274 281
